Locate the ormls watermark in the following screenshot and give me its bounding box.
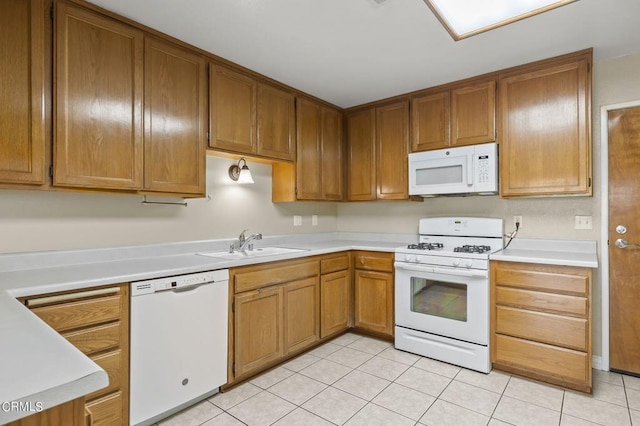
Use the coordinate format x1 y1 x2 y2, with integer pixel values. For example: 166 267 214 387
1 401 44 413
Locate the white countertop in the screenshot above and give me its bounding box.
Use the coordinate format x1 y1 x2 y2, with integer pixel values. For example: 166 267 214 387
0 233 409 423
490 238 598 268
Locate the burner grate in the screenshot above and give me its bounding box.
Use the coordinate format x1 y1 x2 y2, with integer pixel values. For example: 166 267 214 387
453 245 492 254
407 242 444 251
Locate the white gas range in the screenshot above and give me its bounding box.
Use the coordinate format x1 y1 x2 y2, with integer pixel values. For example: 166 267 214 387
394 217 503 373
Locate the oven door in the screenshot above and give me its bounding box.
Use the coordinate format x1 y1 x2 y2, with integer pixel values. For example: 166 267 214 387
394 261 489 345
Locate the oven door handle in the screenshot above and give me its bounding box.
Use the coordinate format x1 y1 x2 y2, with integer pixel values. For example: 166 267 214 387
395 262 487 278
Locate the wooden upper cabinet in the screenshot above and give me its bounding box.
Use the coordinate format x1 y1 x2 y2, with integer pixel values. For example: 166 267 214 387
209 64 256 154
144 37 206 195
54 2 144 190
321 106 344 200
296 98 323 200
0 0 46 185
499 54 592 197
293 98 344 201
377 100 409 200
451 80 495 146
347 109 376 201
412 80 495 152
411 91 450 152
257 84 295 160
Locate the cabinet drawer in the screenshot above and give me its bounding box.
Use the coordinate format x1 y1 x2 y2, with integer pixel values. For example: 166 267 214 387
234 260 319 293
86 391 123 426
496 286 587 316
494 334 589 384
493 262 589 295
63 322 121 355
86 350 123 400
353 252 393 272
321 253 350 274
30 295 121 332
496 306 587 351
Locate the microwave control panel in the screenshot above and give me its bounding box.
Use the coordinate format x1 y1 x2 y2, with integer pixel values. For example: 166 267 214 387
473 143 498 193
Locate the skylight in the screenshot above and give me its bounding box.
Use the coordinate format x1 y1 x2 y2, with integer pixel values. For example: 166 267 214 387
424 0 578 40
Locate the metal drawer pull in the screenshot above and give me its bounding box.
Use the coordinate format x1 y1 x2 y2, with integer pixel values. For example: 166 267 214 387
615 238 640 249
26 287 120 307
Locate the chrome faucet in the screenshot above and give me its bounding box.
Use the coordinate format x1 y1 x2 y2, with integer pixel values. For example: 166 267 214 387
230 229 263 253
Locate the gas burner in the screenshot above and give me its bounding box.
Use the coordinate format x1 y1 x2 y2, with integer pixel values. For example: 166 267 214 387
407 242 444 251
454 245 492 254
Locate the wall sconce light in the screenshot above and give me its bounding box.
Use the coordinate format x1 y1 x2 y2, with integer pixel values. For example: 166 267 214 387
228 157 254 184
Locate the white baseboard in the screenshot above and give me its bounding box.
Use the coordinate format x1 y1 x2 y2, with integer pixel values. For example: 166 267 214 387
592 356 603 371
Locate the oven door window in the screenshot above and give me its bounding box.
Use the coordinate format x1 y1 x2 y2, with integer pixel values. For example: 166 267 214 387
411 277 467 322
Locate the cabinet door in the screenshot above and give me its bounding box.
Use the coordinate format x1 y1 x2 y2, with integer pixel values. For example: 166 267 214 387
451 80 495 147
0 0 46 184
321 269 351 338
257 84 295 160
347 109 376 200
354 270 393 336
234 287 284 377
284 277 319 354
377 101 409 200
499 57 591 197
209 65 256 154
296 98 322 200
144 38 206 195
411 91 450 152
321 106 344 200
55 3 143 190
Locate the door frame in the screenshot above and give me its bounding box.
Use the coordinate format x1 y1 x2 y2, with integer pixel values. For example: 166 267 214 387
600 99 640 372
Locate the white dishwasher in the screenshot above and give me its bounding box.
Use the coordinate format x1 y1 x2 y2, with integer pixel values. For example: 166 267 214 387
130 270 228 426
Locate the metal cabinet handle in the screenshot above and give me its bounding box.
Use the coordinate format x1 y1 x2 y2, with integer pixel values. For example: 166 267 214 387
615 238 640 249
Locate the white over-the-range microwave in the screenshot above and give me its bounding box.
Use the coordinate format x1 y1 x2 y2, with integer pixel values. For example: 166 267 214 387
408 142 498 197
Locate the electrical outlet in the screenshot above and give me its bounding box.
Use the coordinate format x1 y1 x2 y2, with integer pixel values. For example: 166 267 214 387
312 215 318 226
293 215 302 226
575 215 593 230
513 215 523 228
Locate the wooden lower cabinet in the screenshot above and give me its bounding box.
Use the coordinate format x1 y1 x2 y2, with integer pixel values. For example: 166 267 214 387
234 286 284 378
491 261 592 392
353 251 394 337
22 284 130 425
230 258 319 383
320 252 352 338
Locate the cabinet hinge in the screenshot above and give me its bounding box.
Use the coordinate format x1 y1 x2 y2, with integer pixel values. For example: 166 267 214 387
231 301 235 313
295 187 298 195
50 4 54 20
206 132 210 142
48 165 54 178
232 362 236 375
588 177 592 188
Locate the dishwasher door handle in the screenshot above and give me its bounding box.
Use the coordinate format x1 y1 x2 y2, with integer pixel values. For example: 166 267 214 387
170 283 209 293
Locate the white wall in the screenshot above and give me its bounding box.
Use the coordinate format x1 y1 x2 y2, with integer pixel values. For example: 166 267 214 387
0 156 338 253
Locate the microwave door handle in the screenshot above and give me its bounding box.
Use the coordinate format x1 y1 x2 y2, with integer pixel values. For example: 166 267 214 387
467 154 473 186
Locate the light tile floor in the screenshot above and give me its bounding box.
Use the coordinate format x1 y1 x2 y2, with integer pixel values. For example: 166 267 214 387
156 333 639 426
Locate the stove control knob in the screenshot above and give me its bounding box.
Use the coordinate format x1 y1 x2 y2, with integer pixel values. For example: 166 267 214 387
464 259 473 268
452 259 460 267
406 254 416 263
415 255 423 263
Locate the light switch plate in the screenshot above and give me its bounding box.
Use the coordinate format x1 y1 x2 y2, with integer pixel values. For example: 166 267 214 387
312 215 318 226
293 215 302 226
574 215 593 230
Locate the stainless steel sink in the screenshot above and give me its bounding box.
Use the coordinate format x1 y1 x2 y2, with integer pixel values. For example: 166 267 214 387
196 247 308 260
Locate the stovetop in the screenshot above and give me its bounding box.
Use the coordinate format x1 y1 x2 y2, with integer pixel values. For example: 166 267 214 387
395 217 504 268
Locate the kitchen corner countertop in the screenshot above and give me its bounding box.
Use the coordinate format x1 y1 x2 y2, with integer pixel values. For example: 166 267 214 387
0 234 410 422
490 238 598 268
0 292 108 424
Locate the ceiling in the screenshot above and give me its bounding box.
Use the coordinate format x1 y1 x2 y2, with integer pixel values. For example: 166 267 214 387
87 0 640 108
